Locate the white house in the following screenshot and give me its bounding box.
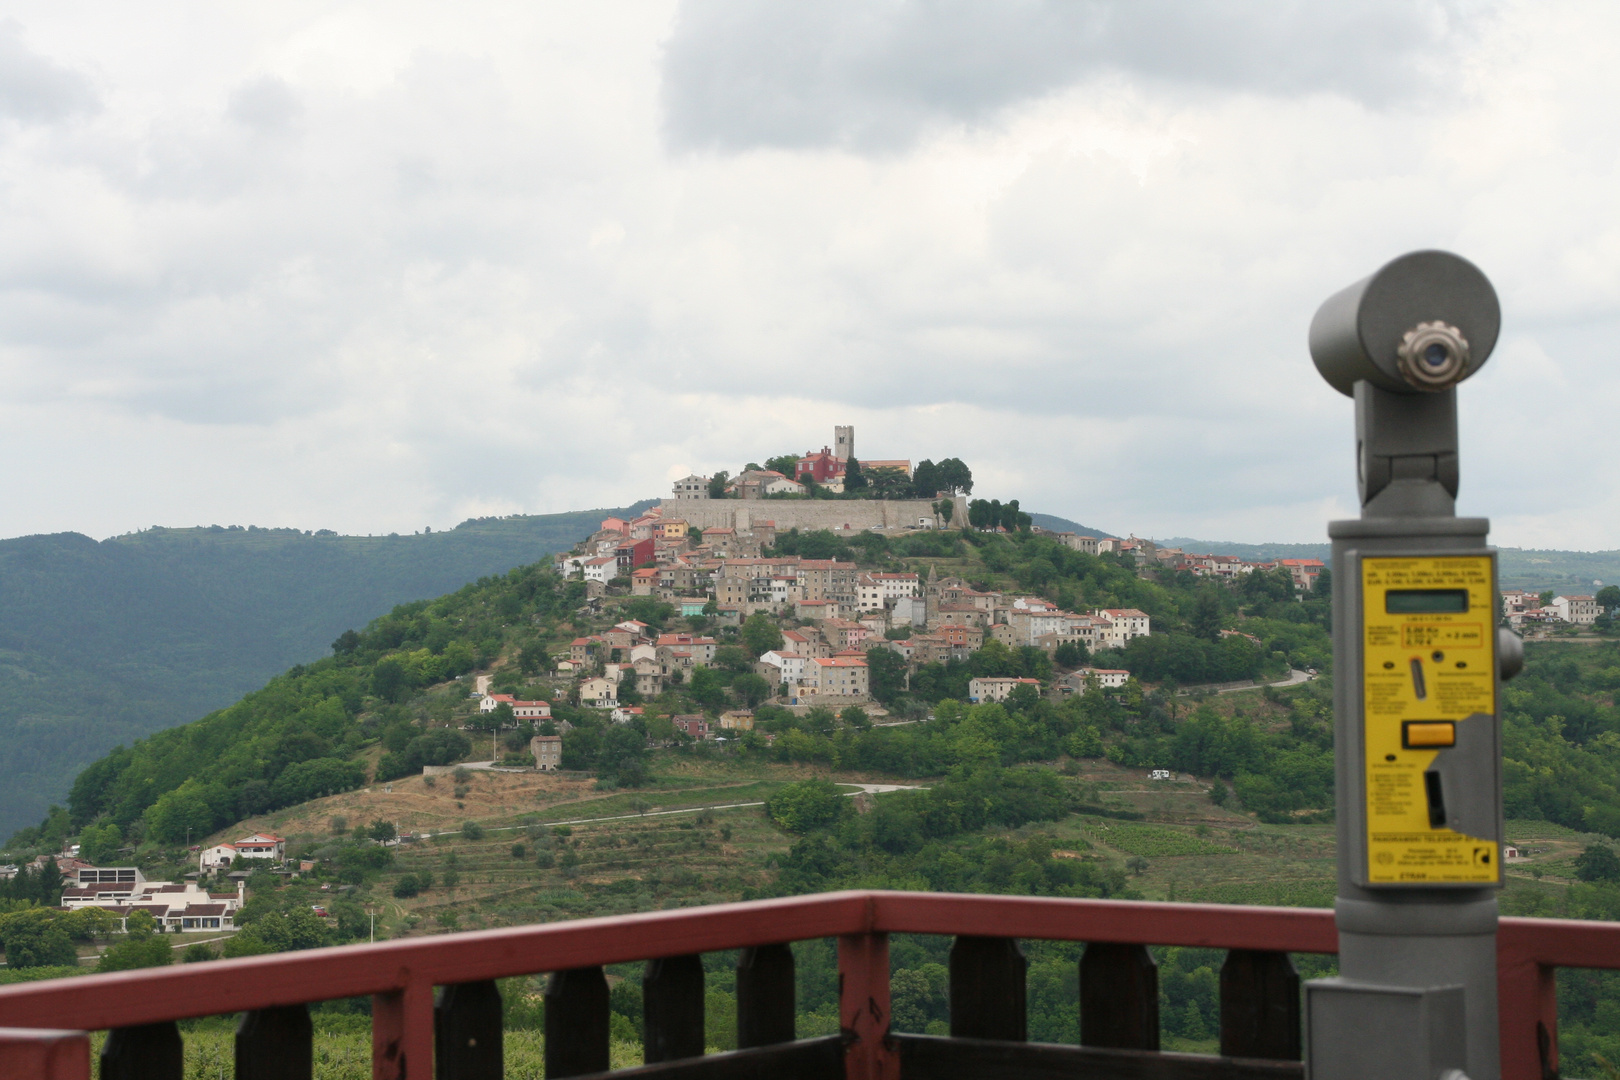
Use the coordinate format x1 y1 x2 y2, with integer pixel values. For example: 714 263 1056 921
199 844 237 871
1063 669 1131 694
480 694 552 720
1549 595 1601 625
235 833 286 861
759 650 807 685
968 676 1042 703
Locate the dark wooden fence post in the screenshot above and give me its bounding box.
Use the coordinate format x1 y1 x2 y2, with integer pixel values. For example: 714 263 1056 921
236 1004 313 1080
737 943 796 1048
436 979 504 1080
1080 942 1159 1050
1220 949 1300 1060
644 954 706 1063
949 936 1026 1041
100 1023 182 1080
545 966 611 1078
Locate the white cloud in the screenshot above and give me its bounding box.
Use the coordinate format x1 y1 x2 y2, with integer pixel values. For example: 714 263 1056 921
0 0 1616 550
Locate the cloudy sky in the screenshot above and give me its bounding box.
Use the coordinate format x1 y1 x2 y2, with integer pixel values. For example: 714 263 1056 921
1 1 1616 548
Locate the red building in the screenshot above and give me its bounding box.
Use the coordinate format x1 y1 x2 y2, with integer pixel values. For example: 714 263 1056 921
795 446 845 484
615 538 655 571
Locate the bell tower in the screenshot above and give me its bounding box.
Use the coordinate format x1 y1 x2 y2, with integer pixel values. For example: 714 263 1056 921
834 425 854 461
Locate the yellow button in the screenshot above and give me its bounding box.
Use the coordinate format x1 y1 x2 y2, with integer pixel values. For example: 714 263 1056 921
1404 722 1455 748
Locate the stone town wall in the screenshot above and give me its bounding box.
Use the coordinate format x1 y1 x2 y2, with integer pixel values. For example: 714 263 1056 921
656 497 966 533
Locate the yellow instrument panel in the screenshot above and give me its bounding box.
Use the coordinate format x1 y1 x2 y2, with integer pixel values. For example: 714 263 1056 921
1361 555 1499 884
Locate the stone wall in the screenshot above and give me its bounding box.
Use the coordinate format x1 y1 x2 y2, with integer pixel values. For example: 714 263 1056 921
656 496 966 533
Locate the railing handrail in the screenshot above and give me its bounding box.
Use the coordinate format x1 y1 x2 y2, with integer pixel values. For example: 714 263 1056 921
0 889 1617 1080
0 891 1337 1030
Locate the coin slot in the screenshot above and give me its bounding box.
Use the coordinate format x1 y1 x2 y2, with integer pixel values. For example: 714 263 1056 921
1424 770 1447 829
1409 657 1427 699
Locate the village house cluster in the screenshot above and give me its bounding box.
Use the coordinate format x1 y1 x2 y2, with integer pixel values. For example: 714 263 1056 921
1054 533 1327 591
555 518 1154 716
1500 590 1602 629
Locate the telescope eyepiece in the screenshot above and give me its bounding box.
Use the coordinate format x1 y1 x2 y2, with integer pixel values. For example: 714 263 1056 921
1308 250 1499 397
1397 321 1470 391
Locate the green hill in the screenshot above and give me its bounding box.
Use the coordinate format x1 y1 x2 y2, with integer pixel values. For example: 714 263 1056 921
0 504 650 838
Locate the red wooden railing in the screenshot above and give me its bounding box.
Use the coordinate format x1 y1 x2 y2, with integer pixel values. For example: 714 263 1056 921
0 891 1613 1079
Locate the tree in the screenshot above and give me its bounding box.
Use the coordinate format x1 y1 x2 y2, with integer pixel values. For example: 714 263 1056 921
224 908 332 957
968 500 992 530
598 725 650 787
1190 586 1223 642
866 646 909 706
689 666 728 711
78 821 123 865
368 818 397 843
840 705 872 730
937 458 973 495
933 499 954 526
741 612 785 657
912 460 941 498
1054 641 1088 669
372 657 409 702
843 458 867 490
713 645 753 674
765 779 848 833
1599 585 1620 612
1576 843 1620 882
732 673 772 709
0 909 79 969
97 930 174 972
764 454 801 479
708 472 731 499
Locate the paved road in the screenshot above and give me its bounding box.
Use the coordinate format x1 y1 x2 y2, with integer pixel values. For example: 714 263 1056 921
1214 669 1315 695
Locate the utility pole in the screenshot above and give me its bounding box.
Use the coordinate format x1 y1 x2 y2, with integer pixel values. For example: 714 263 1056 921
1304 251 1523 1080
367 907 375 944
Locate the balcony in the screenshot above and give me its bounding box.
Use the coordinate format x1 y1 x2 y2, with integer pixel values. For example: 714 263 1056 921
0 889 1614 1079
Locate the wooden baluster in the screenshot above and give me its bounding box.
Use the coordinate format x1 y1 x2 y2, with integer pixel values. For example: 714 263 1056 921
949 936 1026 1041
545 967 610 1078
236 1005 313 1080
100 1022 182 1080
436 980 504 1080
1219 949 1300 1060
644 954 705 1063
737 943 796 1048
1080 942 1159 1051
0 1029 91 1080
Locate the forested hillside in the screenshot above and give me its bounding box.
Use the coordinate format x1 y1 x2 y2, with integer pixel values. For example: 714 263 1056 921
0 503 650 837
14 526 1620 1070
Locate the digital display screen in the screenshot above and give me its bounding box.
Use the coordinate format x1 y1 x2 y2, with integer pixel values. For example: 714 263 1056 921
1385 589 1469 614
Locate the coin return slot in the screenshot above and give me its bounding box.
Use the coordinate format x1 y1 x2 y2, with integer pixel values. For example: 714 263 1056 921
1409 657 1427 700
1403 721 1456 749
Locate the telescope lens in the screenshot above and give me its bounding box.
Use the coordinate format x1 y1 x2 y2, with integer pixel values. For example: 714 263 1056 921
1396 321 1471 391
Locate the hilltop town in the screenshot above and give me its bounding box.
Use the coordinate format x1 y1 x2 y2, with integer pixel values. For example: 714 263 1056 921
534 425 1339 731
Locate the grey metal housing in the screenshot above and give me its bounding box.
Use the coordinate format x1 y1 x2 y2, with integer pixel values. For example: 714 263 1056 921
1309 251 1501 397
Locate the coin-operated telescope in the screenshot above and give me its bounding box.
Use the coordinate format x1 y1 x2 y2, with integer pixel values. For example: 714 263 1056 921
1304 252 1522 1080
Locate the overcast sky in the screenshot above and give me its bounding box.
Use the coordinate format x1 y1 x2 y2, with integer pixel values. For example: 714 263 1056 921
1 1 1616 548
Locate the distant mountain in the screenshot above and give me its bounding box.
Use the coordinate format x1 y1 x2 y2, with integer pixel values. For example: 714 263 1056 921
1027 513 1119 539
1159 537 1619 592
0 503 650 838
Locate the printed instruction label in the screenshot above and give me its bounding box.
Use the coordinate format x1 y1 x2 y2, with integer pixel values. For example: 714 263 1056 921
1361 555 1499 884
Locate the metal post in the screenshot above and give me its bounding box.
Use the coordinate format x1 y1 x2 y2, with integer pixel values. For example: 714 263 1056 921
1306 250 1520 1080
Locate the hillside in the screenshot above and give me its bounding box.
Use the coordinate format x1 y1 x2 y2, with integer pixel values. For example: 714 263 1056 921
12 528 1620 1071
0 503 651 838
